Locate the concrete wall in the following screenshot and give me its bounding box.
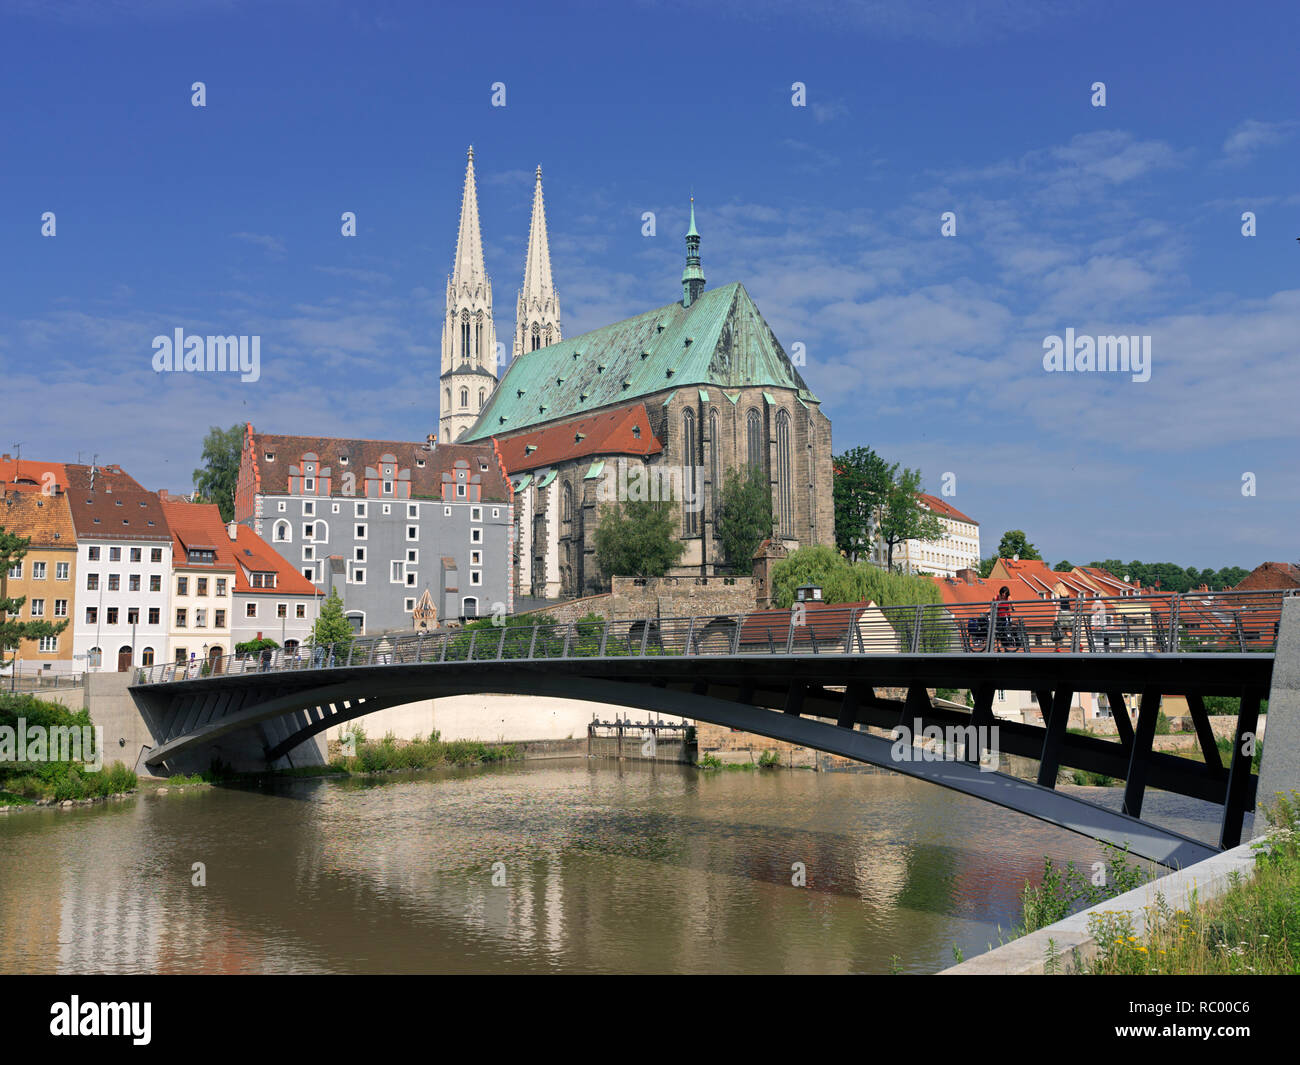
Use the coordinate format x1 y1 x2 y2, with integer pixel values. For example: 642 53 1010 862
1257 595 1300 822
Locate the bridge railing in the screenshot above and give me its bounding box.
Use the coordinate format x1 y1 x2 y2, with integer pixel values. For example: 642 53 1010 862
130 588 1293 685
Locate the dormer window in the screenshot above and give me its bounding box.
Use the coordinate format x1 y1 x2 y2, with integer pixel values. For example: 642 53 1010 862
340 455 349 465
304 477 315 492
632 425 641 438
265 452 275 462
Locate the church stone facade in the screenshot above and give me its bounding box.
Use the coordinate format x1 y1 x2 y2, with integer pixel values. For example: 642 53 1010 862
457 197 834 599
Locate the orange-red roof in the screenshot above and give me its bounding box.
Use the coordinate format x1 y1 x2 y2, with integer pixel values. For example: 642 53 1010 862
231 525 318 596
0 489 77 548
917 492 978 525
160 500 237 572
494 403 663 473
0 455 68 493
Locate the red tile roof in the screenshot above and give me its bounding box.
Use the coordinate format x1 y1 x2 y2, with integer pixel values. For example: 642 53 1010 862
230 525 318 596
0 455 68 496
63 464 172 542
494 403 663 474
0 489 76 548
160 501 237 573
243 428 512 502
917 492 978 526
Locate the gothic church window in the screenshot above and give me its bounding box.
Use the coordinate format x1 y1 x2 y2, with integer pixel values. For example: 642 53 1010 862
683 409 698 535
746 408 763 470
460 387 469 408
776 409 793 537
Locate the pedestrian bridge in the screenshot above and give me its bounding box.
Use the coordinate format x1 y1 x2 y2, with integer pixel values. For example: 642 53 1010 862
129 590 1291 870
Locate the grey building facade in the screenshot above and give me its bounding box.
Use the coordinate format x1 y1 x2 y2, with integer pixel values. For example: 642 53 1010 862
235 428 513 634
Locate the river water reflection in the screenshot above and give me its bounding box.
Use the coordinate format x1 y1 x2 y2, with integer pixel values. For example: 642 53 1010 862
0 760 1232 974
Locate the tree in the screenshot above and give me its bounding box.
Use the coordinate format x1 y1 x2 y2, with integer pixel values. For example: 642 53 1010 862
192 423 244 522
716 465 772 571
1 527 69 669
877 468 944 572
977 557 997 579
1053 560 1073 572
996 530 1041 560
769 546 943 609
833 446 895 561
593 499 685 581
308 589 353 654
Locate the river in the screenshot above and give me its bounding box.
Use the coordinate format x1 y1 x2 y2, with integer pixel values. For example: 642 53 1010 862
0 759 1237 974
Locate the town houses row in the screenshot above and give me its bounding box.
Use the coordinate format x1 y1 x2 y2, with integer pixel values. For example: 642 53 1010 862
2 455 320 675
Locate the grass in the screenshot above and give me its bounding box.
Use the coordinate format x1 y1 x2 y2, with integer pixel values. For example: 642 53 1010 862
1085 790 1300 974
331 727 520 773
1015 843 1152 936
0 695 139 801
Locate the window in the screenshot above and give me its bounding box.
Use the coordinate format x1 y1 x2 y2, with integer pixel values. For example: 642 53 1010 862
471 507 482 522
444 507 451 517
352 568 365 584
86 573 99 591
304 477 315 492
275 520 290 542
407 525 418 541
471 527 482 544
197 577 208 596
175 609 187 628
303 546 315 561
177 577 188 596
775 409 793 537
108 573 120 591
302 567 315 583
87 648 102 668
462 597 479 617
85 607 97 624
151 548 162 563
56 562 69 580
148 608 159 625
88 547 100 561
278 501 286 512
382 503 391 515
406 549 418 564
355 502 367 517
710 408 720 520
109 547 121 561
295 604 306 619
216 578 227 596
404 598 415 612
460 387 469 408
354 547 366 562
38 636 58 653
470 571 481 586
30 598 44 617
332 503 340 514
682 409 699 535
406 571 416 587
355 524 367 539
54 599 67 617
383 481 393 496
127 608 138 625
32 561 46 580
141 648 154 667
303 523 315 540
106 607 118 625
470 550 482 565
492 508 500 519
130 548 142 562
277 604 287 619
195 609 206 628
246 602 257 618
408 504 418 519
149 575 161 592
747 408 764 470
456 484 466 498
129 574 140 592
174 648 187 664
391 561 404 583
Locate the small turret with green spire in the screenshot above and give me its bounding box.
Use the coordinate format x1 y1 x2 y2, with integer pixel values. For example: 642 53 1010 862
681 197 705 307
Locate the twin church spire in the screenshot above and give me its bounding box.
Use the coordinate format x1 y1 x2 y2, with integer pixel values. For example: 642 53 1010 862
440 148 561 442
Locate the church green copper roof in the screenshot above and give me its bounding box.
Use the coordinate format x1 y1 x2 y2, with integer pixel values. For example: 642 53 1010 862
461 282 818 442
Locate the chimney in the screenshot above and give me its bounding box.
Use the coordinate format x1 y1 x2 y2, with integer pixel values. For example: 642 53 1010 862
227 521 238 542
956 567 978 585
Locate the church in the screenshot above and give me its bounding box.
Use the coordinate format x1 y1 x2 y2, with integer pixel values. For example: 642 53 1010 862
440 147 834 599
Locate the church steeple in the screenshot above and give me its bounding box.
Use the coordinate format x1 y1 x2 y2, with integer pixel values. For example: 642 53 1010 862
440 145 498 443
681 197 706 307
514 164 562 359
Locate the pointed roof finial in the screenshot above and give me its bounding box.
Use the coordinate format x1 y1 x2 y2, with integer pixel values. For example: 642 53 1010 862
536 163 543 180
468 144 474 160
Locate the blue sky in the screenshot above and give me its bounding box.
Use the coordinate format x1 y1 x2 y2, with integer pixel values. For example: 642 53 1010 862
1 0 1296 569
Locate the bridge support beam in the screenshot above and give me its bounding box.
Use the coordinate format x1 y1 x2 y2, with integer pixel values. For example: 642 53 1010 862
1256 596 1300 838
1122 689 1161 818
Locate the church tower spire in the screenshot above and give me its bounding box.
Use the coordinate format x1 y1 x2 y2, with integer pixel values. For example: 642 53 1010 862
681 197 706 308
514 165 562 359
440 145 499 442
